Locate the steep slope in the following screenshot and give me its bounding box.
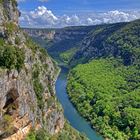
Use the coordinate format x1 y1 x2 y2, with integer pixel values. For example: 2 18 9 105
23 26 98 64
24 20 140 67
23 14 140 140
0 1 87 140
67 20 140 139
0 0 64 139
70 20 140 66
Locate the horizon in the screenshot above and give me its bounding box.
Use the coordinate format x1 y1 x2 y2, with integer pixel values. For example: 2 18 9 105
18 0 140 28
21 18 139 29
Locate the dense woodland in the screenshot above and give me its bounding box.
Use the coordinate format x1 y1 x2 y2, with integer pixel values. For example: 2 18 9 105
67 19 140 140
67 59 140 140
70 20 140 67
4 0 140 140
27 19 140 140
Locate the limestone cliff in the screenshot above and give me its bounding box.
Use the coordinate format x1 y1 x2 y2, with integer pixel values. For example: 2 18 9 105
0 0 64 139
23 26 94 63
23 28 56 41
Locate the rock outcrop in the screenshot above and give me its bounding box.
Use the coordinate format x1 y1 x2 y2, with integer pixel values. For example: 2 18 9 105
0 0 64 139
23 29 56 41
23 26 96 61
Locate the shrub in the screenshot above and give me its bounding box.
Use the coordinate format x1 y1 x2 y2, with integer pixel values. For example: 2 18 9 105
15 36 21 45
25 130 36 140
33 79 44 109
32 64 44 109
35 129 50 140
0 43 25 70
26 38 38 54
0 0 4 3
15 47 25 70
4 22 17 36
0 114 14 136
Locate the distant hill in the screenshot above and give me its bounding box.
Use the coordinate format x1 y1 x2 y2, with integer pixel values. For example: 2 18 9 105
0 0 88 139
70 19 140 66
67 19 140 140
24 19 140 67
24 19 140 140
23 26 100 64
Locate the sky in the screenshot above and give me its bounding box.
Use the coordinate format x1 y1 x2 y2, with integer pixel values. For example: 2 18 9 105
18 0 140 28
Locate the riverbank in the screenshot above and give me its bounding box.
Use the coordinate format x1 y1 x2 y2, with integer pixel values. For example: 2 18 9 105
55 67 103 140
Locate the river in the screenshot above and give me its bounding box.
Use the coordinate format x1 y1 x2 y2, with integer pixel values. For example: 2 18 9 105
55 66 103 140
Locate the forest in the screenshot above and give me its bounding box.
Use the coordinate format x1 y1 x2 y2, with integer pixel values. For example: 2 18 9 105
67 59 140 140
70 20 140 67
67 19 140 139
25 19 140 140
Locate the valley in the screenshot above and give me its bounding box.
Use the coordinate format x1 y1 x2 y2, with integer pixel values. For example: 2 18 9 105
26 19 140 140
0 0 88 140
0 0 139 140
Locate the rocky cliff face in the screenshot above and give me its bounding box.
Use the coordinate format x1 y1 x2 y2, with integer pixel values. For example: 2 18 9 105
0 0 64 139
23 29 56 41
70 20 140 66
23 26 92 42
0 0 19 36
23 26 95 62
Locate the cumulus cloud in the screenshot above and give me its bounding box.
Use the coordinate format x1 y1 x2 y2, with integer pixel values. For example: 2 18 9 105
19 6 140 28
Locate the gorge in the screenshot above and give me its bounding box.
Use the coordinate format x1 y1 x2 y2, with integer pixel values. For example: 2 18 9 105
0 0 88 140
26 18 140 140
0 0 140 139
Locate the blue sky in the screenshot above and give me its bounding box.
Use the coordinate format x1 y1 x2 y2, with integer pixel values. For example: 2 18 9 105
18 0 140 28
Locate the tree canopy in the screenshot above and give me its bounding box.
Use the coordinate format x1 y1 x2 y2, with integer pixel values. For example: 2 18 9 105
67 59 140 140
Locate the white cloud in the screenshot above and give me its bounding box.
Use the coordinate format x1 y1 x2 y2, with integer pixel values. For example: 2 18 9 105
19 6 140 28
87 18 94 24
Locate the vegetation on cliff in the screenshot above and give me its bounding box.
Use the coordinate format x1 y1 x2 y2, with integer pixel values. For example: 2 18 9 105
0 1 90 140
0 39 25 70
23 19 140 140
26 122 88 140
70 20 140 66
